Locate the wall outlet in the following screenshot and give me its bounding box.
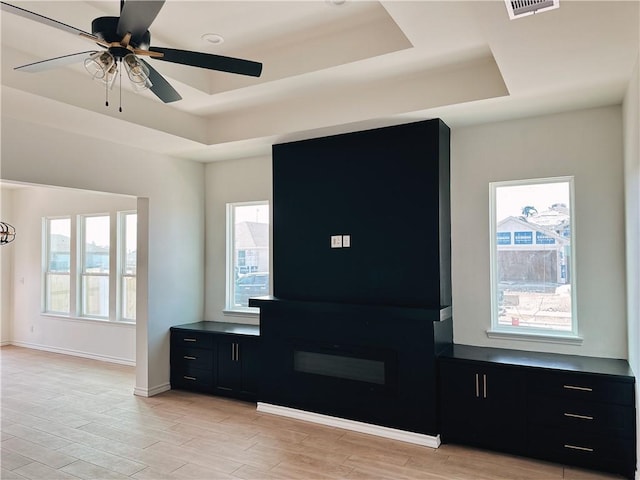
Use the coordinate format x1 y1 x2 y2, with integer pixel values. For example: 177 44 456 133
331 235 343 248
342 235 351 248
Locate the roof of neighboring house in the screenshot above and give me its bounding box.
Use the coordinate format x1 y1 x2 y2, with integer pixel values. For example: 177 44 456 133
236 222 269 249
497 216 568 243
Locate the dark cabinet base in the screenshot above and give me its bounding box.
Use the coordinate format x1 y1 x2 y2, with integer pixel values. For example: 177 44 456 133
439 345 636 479
170 321 260 402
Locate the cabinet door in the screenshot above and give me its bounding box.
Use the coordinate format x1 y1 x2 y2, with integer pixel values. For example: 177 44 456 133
214 336 259 400
440 359 525 454
238 338 259 398
215 337 242 393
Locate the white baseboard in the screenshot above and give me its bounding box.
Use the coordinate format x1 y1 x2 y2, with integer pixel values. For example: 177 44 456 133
0 341 11 346
134 382 171 397
9 341 135 366
257 402 441 448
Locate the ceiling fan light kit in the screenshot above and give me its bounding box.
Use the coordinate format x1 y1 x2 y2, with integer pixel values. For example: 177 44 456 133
84 51 118 87
1 0 262 107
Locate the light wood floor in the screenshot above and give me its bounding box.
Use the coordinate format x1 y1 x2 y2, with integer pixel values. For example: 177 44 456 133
1 346 625 480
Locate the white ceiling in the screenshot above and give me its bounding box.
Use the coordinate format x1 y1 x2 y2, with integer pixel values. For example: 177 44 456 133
1 0 638 162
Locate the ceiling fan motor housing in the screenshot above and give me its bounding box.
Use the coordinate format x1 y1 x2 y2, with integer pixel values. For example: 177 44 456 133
91 16 151 50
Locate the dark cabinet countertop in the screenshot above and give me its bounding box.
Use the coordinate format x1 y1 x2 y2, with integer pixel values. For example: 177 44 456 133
171 321 259 337
441 344 634 380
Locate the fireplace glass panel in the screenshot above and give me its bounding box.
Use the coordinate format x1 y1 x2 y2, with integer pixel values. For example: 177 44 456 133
294 350 386 385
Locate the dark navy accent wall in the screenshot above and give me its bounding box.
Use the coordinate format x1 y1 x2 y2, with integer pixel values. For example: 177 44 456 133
272 119 451 308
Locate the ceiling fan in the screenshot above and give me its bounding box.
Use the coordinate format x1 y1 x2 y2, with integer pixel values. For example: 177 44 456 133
0 0 263 105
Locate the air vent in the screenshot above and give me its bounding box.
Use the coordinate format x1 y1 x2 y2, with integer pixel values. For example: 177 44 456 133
505 0 559 19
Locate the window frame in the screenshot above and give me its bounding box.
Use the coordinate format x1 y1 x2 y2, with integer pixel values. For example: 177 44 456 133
78 213 111 320
117 211 137 323
43 216 72 315
488 176 580 343
225 200 270 314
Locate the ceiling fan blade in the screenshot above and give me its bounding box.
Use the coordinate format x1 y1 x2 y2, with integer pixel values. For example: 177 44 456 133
139 59 182 103
117 0 165 47
14 51 97 73
149 47 263 77
0 1 94 38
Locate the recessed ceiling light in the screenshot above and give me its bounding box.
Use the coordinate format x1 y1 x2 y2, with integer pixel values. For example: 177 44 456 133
327 0 346 5
201 33 224 46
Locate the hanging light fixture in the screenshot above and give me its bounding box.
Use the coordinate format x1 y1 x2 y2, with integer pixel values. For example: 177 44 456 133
84 51 117 88
123 53 152 91
83 49 153 110
0 222 16 245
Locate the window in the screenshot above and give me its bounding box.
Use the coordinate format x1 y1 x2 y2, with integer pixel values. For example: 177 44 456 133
119 212 137 321
489 177 577 340
44 217 71 314
226 201 270 312
80 214 110 318
43 211 136 322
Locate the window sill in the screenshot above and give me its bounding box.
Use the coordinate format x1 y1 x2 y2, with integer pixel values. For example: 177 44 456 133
486 328 583 345
41 313 135 327
223 309 259 318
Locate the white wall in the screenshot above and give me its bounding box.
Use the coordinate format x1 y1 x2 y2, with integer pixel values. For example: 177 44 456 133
1 118 205 395
204 155 272 324
452 106 627 358
623 51 639 475
8 186 136 363
1 187 15 345
624 52 640 381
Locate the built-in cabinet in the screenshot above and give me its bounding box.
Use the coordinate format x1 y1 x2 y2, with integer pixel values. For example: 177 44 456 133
439 345 636 479
439 360 525 454
214 334 259 399
170 321 260 401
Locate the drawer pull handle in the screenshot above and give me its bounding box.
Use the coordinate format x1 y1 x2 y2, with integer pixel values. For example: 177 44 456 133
564 412 593 421
183 356 197 360
483 374 487 399
183 338 197 342
563 384 592 392
564 444 594 453
183 376 197 381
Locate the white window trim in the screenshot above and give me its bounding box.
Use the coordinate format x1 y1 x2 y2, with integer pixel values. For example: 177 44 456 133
42 216 72 315
117 211 137 323
487 176 580 343
42 211 136 324
78 213 111 320
225 200 269 314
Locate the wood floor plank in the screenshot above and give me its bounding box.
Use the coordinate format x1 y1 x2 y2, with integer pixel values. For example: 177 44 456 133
11 461 82 480
1 438 77 470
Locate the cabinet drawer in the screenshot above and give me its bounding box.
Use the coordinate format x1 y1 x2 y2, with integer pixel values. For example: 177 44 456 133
528 426 634 477
173 346 213 370
172 330 215 349
528 395 635 436
171 365 214 390
528 371 634 406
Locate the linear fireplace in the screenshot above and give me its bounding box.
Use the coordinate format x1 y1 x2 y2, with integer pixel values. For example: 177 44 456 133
292 343 394 387
251 297 452 437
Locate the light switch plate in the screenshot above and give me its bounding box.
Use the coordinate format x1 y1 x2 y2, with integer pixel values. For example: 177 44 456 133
331 235 343 248
342 235 351 247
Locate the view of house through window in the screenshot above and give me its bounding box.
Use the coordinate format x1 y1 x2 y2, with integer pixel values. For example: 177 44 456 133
43 211 136 323
227 201 269 311
120 212 137 321
490 177 576 336
80 215 110 318
44 217 71 314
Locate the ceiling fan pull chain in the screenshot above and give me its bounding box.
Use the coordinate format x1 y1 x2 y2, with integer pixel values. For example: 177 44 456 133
105 75 109 107
119 58 123 113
